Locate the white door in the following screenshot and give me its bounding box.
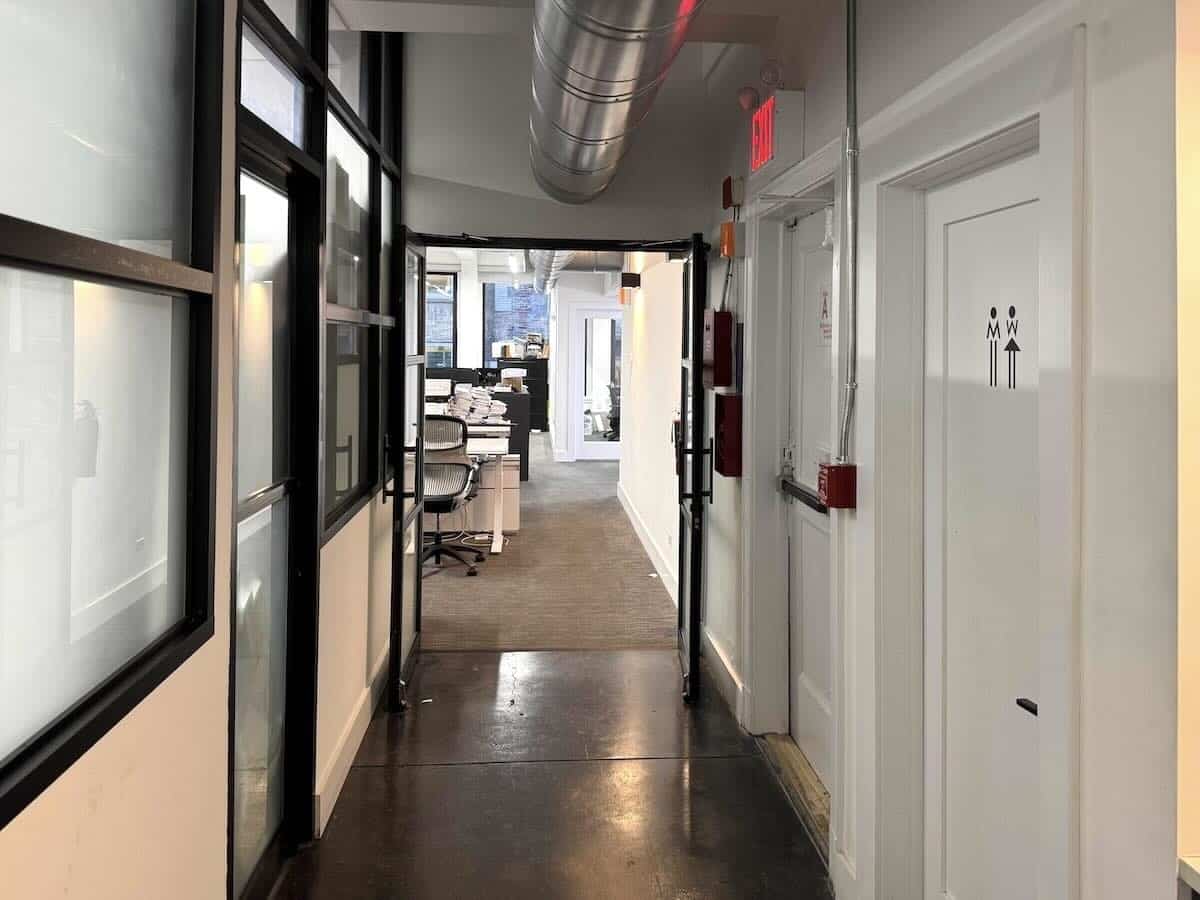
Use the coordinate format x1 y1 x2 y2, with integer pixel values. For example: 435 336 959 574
924 152 1040 900
786 208 835 787
570 305 623 461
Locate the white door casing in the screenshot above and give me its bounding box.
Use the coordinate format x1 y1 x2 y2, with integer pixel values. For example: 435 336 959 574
923 151 1040 900
568 302 623 461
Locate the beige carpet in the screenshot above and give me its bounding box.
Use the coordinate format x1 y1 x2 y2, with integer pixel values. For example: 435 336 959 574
421 435 678 651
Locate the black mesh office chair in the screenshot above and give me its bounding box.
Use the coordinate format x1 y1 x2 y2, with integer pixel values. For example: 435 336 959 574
423 415 485 576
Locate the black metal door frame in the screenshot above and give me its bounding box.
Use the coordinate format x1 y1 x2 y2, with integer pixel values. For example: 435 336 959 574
386 228 426 711
407 231 707 704
676 233 708 703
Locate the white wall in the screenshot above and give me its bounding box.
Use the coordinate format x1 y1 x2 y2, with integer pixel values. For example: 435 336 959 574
0 1 238 894
314 491 392 834
735 3 1178 900
618 256 684 599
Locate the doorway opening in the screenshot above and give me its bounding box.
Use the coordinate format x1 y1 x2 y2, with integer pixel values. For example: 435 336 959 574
387 233 708 703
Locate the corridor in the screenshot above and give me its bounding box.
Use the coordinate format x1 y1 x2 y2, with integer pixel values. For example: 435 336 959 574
275 649 831 898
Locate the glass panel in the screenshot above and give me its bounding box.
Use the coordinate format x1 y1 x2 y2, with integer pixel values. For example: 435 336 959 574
404 248 421 356
0 1 196 261
263 0 307 44
403 362 421 517
232 500 289 895
425 273 455 367
240 26 305 147
483 283 550 368
582 316 621 443
325 323 369 518
237 174 291 500
326 113 370 309
380 174 394 315
0 267 190 766
400 520 419 668
328 3 365 118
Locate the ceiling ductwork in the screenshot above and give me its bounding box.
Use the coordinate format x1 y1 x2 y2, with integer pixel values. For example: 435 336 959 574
529 0 708 204
528 249 623 291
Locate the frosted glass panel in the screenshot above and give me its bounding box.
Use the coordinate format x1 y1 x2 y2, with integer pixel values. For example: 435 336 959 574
325 324 368 516
0 266 190 766
328 3 365 117
237 173 291 501
241 27 305 147
263 0 306 43
232 501 290 895
0 1 196 261
326 113 369 309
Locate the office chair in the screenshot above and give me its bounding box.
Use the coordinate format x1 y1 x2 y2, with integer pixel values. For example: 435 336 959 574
422 415 486 576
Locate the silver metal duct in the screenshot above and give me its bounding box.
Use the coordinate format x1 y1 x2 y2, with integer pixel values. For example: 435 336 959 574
529 0 707 204
530 249 576 291
529 249 623 291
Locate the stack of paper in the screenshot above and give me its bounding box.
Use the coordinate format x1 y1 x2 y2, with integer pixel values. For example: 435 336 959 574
447 385 508 423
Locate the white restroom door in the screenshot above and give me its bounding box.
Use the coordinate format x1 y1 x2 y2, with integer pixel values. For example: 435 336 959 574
786 209 834 788
924 153 1040 900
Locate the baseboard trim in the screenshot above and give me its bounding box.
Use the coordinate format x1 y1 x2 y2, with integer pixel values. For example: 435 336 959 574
702 628 744 720
70 558 169 641
616 482 678 605
313 641 391 837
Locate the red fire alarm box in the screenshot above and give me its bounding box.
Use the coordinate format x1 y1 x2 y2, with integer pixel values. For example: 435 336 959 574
818 461 857 509
703 310 734 388
714 393 742 477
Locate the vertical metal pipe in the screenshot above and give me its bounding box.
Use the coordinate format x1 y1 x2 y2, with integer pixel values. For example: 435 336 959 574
836 0 859 463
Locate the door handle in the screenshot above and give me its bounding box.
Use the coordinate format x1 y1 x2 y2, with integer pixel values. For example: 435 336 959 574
1016 698 1038 717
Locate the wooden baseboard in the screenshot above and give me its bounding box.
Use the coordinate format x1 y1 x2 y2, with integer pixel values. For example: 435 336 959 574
759 733 831 864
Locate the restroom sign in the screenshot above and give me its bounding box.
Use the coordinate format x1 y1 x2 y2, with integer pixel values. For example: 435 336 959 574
750 96 776 172
986 305 1021 389
817 288 833 347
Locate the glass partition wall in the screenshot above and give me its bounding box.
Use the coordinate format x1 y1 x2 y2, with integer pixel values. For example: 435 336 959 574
233 3 404 897
0 0 220 845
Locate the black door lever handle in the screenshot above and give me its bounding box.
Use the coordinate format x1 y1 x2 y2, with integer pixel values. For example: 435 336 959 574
1016 698 1038 717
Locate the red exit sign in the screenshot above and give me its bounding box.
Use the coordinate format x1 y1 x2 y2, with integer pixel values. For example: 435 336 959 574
750 95 776 172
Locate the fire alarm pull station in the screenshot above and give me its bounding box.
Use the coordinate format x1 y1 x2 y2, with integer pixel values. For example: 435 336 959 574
818 461 857 509
702 309 734 389
714 394 742 477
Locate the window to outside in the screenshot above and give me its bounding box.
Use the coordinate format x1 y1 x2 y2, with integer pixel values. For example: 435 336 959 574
425 273 455 367
328 2 365 118
0 1 197 262
325 323 370 520
326 112 369 309
241 26 305 147
0 266 192 767
482 283 550 368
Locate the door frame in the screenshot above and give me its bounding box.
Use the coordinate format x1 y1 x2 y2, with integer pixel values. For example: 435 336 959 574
227 143 323 900
411 232 704 700
740 9 1086 899
871 31 1084 900
568 300 624 461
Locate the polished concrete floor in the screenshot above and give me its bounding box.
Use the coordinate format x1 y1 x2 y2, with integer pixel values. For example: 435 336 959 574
275 650 831 899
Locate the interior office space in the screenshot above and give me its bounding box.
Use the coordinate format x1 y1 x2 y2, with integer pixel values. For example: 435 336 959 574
0 0 1194 899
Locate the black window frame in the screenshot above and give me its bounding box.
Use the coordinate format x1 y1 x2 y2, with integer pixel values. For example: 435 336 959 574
0 0 223 831
424 270 458 368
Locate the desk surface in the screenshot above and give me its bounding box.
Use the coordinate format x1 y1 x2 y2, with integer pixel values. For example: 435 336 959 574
467 437 510 456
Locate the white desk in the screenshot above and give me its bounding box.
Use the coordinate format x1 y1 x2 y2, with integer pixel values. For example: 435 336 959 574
467 437 510 554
